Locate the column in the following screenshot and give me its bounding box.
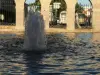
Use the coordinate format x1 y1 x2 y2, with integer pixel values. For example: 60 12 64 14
65 0 77 31
40 0 51 30
15 0 25 31
66 8 75 31
92 0 100 31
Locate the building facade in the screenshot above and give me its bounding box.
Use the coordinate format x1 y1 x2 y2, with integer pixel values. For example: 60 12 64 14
0 0 100 33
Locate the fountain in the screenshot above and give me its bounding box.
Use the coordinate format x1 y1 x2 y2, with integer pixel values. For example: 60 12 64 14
23 10 47 51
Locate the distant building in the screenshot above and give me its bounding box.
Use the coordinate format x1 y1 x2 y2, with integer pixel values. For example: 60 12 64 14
59 11 66 24
83 8 92 17
82 5 92 17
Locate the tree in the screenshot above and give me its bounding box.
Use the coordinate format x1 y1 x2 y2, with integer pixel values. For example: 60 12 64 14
75 3 84 13
34 0 41 11
28 0 41 12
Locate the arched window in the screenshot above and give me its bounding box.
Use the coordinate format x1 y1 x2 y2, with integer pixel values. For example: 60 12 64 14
0 0 16 25
49 0 67 29
75 0 93 29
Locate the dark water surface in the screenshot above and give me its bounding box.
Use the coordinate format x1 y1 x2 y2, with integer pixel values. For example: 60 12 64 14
0 33 100 75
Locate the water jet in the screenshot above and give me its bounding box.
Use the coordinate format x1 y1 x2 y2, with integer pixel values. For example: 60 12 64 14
23 10 47 51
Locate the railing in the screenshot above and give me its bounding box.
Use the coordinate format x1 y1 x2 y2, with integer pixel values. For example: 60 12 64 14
0 0 16 25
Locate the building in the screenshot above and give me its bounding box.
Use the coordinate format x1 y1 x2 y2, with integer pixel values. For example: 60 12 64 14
83 5 92 17
60 11 66 24
0 0 100 33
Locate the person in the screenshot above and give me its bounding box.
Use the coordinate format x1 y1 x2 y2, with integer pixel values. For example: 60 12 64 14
85 16 91 28
88 16 91 27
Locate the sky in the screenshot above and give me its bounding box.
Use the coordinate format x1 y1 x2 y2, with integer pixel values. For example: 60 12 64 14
25 0 91 5
78 0 91 5
25 0 35 4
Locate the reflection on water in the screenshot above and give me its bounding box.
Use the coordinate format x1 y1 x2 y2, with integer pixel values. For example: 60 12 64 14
76 33 92 42
0 33 100 75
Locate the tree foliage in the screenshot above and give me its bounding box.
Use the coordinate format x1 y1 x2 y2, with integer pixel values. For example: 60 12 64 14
34 0 41 11
34 0 41 6
75 3 84 13
28 0 41 11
